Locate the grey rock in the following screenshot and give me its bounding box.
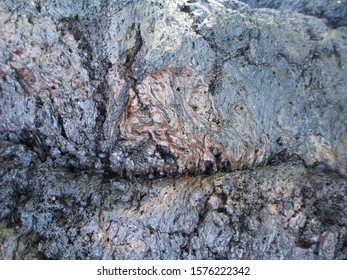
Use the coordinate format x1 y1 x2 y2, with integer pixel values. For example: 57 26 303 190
1 0 346 177
240 0 347 28
0 146 346 259
0 0 346 260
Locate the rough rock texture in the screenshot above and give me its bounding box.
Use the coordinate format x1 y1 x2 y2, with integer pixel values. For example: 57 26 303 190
240 0 347 28
0 0 346 259
1 0 347 177
0 142 346 260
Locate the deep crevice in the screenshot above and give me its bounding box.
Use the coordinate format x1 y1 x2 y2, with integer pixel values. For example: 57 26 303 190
61 1 111 151
122 23 146 110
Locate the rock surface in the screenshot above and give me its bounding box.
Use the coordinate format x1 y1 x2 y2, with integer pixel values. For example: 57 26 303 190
240 0 347 28
0 0 346 259
1 0 347 177
0 141 346 259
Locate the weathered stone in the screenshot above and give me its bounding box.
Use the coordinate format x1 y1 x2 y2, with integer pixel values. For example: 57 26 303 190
0 143 346 259
0 0 346 260
240 0 347 28
1 0 346 177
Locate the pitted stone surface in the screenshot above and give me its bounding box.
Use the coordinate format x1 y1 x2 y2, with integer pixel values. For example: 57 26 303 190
0 0 346 259
1 0 346 177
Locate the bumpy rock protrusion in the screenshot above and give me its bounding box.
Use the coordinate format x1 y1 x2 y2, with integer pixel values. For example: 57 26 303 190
1 0 346 177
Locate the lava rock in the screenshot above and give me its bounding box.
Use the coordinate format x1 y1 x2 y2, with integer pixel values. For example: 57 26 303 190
240 0 347 28
0 0 346 176
0 0 346 260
